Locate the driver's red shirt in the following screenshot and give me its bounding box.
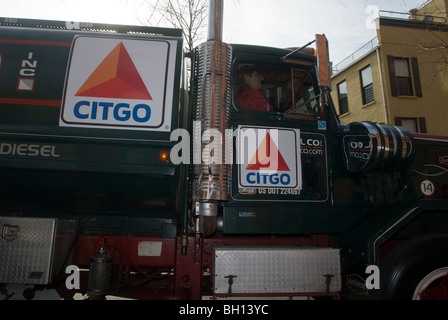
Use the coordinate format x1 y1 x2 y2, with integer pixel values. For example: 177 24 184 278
237 85 274 112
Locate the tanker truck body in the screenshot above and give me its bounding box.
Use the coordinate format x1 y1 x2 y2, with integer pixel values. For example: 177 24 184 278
0 4 448 301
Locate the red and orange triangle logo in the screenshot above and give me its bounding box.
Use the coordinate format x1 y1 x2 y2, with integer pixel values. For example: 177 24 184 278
246 132 290 171
75 42 152 100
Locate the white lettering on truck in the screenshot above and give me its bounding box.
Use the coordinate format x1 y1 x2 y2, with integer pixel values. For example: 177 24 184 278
0 143 60 158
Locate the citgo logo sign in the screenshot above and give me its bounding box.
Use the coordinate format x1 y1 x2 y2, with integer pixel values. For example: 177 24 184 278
238 126 302 190
60 36 177 131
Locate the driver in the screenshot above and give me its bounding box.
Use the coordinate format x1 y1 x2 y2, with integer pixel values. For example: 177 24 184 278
237 66 274 112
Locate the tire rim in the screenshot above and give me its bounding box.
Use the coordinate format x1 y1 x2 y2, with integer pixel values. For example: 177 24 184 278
412 267 448 300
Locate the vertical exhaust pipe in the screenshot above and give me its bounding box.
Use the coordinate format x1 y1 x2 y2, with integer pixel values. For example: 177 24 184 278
192 0 231 236
207 0 224 41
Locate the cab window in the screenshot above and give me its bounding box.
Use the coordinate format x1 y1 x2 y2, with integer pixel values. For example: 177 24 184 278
235 64 318 115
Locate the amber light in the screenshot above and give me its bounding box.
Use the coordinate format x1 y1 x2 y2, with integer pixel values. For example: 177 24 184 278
159 151 170 163
299 47 317 56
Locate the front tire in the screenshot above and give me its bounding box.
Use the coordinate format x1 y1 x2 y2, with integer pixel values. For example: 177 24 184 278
380 234 448 300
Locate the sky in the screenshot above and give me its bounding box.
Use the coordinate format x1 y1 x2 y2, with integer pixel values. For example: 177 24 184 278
3 0 430 64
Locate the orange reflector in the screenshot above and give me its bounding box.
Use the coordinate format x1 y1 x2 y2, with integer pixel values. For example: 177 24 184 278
159 151 170 163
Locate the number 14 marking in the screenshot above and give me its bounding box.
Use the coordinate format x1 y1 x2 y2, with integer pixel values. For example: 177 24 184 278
420 179 435 197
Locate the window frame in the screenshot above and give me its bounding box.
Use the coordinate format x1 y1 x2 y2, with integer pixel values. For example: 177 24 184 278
387 55 422 98
233 62 319 116
360 65 375 105
337 80 349 115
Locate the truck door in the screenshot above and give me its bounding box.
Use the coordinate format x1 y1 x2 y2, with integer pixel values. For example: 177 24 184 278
225 58 330 234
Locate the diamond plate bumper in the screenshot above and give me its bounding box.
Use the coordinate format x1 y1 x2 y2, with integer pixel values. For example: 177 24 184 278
212 246 341 296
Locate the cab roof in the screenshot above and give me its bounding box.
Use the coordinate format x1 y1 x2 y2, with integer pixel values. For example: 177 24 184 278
0 17 182 38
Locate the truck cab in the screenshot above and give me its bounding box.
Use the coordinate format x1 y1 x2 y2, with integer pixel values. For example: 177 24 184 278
224 43 337 234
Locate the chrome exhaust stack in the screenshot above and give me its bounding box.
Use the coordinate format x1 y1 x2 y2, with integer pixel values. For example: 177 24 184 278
207 0 224 41
192 0 231 236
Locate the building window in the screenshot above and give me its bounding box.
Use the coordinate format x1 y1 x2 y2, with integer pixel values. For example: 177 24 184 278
401 118 418 132
395 117 427 133
360 65 374 104
395 58 413 96
337 80 349 115
387 56 422 97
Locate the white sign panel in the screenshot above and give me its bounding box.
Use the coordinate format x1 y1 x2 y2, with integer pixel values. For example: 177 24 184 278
60 36 177 131
137 241 162 257
237 126 302 190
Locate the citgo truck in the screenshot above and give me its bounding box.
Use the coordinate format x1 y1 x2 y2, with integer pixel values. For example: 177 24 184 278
1 1 448 300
